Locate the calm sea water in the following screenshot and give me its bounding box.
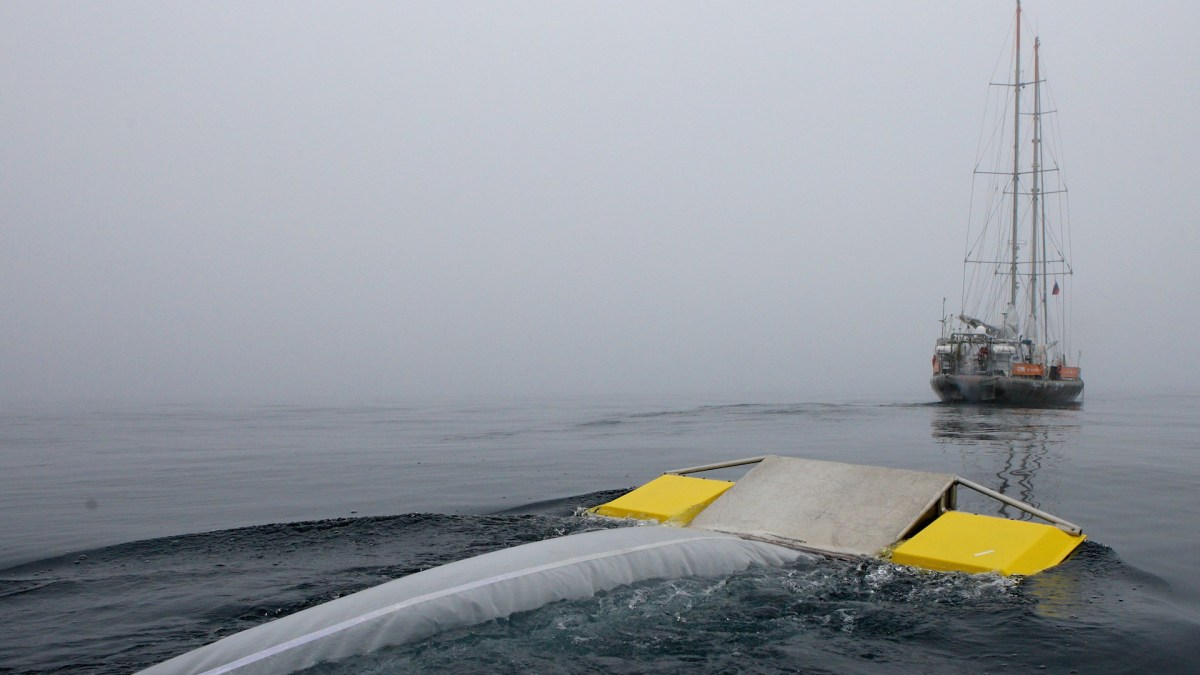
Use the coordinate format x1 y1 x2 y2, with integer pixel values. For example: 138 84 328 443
2 393 1198 672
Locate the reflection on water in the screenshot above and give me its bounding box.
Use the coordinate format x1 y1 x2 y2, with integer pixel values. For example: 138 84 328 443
930 406 1082 518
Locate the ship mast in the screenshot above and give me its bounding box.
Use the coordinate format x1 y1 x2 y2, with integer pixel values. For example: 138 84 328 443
1008 1 1022 331
1029 35 1041 349
1035 36 1050 356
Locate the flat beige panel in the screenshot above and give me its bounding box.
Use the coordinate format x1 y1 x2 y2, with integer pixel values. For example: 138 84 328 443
689 455 955 557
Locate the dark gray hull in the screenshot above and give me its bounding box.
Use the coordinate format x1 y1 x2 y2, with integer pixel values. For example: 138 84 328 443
930 374 1083 406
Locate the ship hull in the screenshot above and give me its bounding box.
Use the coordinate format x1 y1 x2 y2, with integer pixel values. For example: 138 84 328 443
930 374 1083 406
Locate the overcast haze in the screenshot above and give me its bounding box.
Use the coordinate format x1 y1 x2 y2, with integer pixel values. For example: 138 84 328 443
3 1 1198 403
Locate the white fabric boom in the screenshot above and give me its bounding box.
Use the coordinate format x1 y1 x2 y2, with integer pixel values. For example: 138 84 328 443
140 526 809 675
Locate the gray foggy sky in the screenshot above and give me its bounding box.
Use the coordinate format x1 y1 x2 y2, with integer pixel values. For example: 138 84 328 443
3 1 1198 402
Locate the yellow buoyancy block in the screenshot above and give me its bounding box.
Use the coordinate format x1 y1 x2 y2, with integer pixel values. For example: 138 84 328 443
890 510 1086 576
590 474 734 525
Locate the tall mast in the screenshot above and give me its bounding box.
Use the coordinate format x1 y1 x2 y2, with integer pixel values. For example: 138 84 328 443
1035 36 1050 354
1030 35 1041 346
1008 1 1022 323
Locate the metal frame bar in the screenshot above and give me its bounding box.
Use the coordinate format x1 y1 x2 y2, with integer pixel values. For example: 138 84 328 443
665 456 767 476
664 455 1083 537
954 477 1082 535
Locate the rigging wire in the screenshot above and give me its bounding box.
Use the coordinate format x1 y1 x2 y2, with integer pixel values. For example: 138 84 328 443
953 6 1075 363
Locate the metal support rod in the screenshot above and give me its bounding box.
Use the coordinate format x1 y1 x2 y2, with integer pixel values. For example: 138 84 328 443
955 477 1082 535
665 456 767 476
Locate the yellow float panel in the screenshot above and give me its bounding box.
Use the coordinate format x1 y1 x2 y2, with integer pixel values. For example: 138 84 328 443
590 474 734 525
891 511 1085 576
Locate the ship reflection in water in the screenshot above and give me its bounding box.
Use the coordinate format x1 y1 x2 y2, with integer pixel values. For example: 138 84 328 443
930 404 1082 518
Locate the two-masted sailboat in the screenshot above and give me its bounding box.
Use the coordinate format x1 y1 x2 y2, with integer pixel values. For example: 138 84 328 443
931 2 1083 406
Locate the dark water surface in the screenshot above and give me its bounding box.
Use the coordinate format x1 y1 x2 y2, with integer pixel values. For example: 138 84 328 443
2 394 1198 672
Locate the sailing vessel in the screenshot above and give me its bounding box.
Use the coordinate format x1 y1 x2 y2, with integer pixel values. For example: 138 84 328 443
931 1 1083 406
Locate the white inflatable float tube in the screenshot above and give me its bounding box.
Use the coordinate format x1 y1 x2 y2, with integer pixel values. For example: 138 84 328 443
140 525 811 674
